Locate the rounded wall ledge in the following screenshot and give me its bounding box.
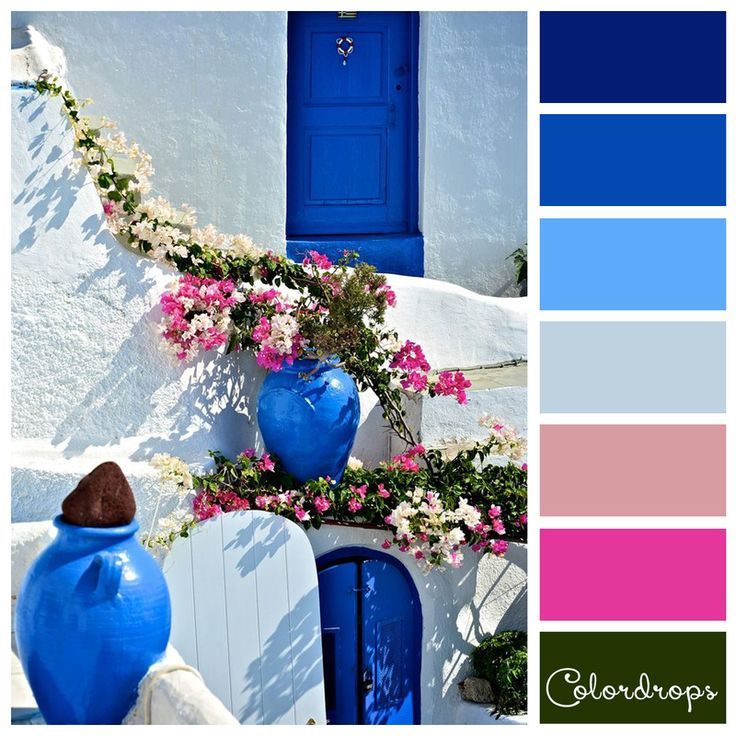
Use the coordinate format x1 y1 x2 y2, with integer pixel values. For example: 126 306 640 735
11 26 67 85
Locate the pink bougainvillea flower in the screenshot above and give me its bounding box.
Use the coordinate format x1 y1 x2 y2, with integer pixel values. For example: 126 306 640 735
313 496 331 514
491 518 506 535
294 506 310 522
257 453 275 472
348 497 363 513
193 490 221 521
490 539 509 555
376 283 397 307
350 484 367 499
160 274 241 361
302 249 333 270
382 539 392 550
388 444 425 473
433 370 472 405
377 483 391 498
488 504 502 518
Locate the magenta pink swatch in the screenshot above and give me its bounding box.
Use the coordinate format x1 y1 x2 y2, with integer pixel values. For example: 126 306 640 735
540 528 726 620
541 425 725 516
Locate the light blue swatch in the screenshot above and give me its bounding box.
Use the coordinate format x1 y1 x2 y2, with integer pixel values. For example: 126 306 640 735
541 322 725 413
540 219 726 310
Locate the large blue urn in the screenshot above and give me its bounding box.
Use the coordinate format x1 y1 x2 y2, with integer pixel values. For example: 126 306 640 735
15 516 171 724
257 357 361 483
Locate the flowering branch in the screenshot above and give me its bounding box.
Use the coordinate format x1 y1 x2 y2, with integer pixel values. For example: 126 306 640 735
33 74 472 456
148 417 527 572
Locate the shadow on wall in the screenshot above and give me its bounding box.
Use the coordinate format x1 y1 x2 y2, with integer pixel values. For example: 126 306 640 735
12 90 264 462
423 547 527 714
13 97 86 253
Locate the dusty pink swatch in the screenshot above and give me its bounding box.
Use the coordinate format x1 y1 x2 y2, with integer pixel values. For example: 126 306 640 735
541 424 725 516
540 528 726 620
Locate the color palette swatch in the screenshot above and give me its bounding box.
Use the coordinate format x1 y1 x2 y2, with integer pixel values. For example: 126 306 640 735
541 529 726 621
541 11 726 103
540 632 726 723
540 321 726 413
541 219 726 311
540 425 726 516
538 11 727 724
540 115 726 206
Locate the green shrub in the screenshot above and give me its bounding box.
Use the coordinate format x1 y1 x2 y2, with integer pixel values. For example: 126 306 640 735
471 630 527 717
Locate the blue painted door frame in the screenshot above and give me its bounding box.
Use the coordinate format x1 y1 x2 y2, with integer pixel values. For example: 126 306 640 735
286 11 423 276
317 547 422 725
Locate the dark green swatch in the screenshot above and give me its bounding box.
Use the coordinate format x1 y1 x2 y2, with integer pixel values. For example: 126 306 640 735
540 632 726 723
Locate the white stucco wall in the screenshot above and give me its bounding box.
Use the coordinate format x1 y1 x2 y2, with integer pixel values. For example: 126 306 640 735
10 10 288 247
10 10 526 295
419 12 527 295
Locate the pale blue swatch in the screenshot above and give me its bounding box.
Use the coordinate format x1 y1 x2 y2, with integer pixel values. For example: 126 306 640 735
541 322 725 413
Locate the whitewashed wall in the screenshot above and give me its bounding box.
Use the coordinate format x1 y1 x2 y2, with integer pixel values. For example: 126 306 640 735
10 10 288 248
419 12 527 295
10 10 526 296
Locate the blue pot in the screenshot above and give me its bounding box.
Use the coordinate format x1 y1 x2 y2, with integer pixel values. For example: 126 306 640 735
257 357 361 483
15 516 171 724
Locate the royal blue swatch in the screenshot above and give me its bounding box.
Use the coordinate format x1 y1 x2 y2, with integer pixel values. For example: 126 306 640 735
541 115 726 206
541 12 726 102
540 219 726 310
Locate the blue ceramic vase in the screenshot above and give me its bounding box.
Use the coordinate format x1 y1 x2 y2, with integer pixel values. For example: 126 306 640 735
257 357 361 483
15 516 171 724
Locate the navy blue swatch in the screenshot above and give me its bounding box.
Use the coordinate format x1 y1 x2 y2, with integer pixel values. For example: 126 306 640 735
541 12 726 102
541 115 726 206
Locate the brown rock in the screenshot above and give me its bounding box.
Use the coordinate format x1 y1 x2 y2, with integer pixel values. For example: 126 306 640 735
62 462 136 527
459 676 494 704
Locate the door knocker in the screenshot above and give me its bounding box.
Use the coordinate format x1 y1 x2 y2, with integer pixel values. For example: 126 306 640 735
336 36 354 66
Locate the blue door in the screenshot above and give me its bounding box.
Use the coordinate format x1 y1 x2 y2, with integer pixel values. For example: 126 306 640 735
317 551 421 725
287 11 423 276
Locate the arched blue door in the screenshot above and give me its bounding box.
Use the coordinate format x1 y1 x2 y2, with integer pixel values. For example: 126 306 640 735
317 549 421 724
286 11 423 276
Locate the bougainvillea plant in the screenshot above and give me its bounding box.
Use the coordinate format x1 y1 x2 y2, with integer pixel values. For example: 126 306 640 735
32 74 527 571
33 72 472 448
148 416 527 572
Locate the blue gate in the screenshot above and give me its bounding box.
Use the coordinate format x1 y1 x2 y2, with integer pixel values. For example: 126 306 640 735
286 11 423 276
317 548 422 724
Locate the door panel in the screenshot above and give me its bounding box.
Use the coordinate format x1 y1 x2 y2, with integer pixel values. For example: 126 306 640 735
317 562 359 725
361 560 417 725
317 554 420 725
287 11 417 236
